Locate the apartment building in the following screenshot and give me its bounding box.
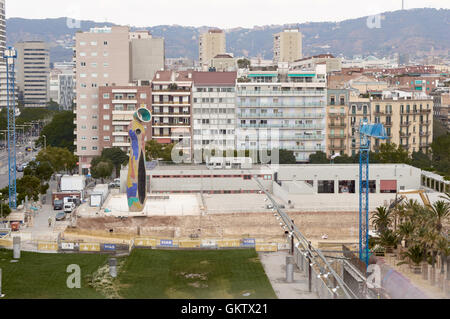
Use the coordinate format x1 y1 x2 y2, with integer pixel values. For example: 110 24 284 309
236 64 327 162
15 41 50 107
151 71 193 159
209 54 237 72
432 90 450 130
192 71 237 158
370 93 434 155
129 30 165 82
98 85 152 152
346 94 372 156
273 29 303 65
291 54 342 74
199 29 226 68
74 26 131 174
326 89 350 156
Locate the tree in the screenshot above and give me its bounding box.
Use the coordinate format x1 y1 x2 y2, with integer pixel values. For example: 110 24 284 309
333 154 354 164
101 147 129 177
411 151 432 170
90 157 114 182
371 206 392 234
146 140 174 162
237 58 251 69
37 111 75 152
278 149 296 164
375 143 410 164
431 134 450 177
427 200 450 233
36 146 77 173
309 151 328 164
24 161 54 182
46 99 60 111
16 175 41 204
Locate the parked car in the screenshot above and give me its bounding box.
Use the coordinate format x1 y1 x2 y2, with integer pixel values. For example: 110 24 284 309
16 164 24 172
55 212 66 221
25 146 32 152
64 202 76 213
53 199 64 210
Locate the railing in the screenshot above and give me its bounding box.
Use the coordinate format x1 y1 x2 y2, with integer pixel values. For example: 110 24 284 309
328 123 347 128
252 177 358 299
279 135 324 141
237 102 325 107
237 90 326 97
400 121 411 126
239 123 325 130
329 134 346 139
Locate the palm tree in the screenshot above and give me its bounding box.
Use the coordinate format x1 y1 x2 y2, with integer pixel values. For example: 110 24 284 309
397 221 415 248
371 206 392 234
427 201 450 234
378 229 399 252
398 245 425 269
436 236 450 279
439 192 450 202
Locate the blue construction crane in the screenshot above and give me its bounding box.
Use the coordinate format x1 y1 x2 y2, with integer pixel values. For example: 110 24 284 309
359 120 388 267
4 47 17 209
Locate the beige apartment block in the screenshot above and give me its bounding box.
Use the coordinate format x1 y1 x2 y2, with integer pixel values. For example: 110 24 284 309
199 29 226 67
129 30 165 82
15 41 50 107
273 29 303 65
327 89 350 156
371 97 434 155
74 26 130 174
342 94 434 156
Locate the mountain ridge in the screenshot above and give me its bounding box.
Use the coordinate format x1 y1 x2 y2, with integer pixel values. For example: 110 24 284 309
6 8 450 63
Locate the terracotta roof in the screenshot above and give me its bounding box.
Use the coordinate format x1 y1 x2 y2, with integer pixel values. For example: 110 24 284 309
213 54 234 59
192 71 237 86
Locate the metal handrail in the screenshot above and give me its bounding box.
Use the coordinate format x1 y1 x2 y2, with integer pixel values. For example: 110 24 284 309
253 177 358 299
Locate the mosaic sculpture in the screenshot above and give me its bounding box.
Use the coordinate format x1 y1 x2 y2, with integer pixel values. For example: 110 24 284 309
127 107 152 212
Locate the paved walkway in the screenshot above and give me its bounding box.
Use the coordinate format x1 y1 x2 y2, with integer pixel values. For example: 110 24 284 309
259 250 318 299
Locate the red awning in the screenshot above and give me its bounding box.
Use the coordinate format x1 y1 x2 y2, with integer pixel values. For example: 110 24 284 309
380 180 397 191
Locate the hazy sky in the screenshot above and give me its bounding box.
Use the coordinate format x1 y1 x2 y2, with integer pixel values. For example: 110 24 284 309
7 0 450 28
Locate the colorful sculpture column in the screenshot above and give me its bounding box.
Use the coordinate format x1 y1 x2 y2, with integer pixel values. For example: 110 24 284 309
127 107 152 212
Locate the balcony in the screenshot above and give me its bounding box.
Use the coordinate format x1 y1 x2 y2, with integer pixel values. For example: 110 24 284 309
239 123 325 130
237 102 325 108
374 111 385 115
420 121 430 125
289 146 326 152
399 132 411 137
384 122 392 127
153 122 190 127
153 112 190 117
400 121 411 127
328 113 346 119
419 132 430 137
328 123 346 129
279 135 324 141
328 134 346 139
237 90 326 97
330 145 346 150
238 112 325 119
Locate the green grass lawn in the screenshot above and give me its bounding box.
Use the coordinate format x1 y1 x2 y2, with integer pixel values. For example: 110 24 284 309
0 249 109 299
118 249 277 299
0 248 276 299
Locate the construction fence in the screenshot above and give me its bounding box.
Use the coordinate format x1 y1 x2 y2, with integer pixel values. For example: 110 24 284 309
0 236 284 254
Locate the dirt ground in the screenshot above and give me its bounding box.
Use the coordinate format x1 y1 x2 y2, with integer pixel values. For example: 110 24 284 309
73 211 360 242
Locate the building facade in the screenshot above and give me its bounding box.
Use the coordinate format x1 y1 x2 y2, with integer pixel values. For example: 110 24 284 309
151 71 193 159
273 29 303 65
326 89 350 156
236 65 327 162
199 29 226 68
192 71 237 159
15 41 50 107
130 31 165 82
74 26 131 173
98 85 152 153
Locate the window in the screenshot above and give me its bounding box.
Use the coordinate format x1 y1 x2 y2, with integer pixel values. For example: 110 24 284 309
103 125 110 131
91 52 98 57
103 93 110 99
91 41 97 46
140 93 147 99
339 181 355 193
103 115 110 120
104 136 110 141
318 180 334 193
103 104 110 110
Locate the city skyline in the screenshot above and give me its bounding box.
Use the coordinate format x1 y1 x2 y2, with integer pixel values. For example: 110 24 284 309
6 0 450 29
